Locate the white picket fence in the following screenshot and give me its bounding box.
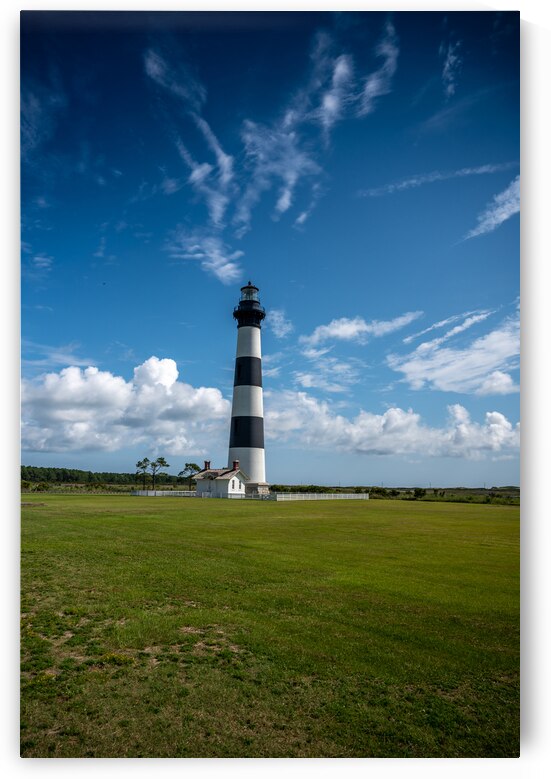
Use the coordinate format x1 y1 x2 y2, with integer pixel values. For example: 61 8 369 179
132 490 196 497
132 490 369 501
272 493 369 501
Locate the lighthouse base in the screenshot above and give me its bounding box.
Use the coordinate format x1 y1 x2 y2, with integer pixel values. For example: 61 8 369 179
245 482 271 497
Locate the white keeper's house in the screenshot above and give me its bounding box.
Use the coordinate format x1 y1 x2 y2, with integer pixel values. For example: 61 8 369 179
193 460 250 499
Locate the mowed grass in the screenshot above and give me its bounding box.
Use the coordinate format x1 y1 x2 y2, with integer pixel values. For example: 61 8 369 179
21 495 519 758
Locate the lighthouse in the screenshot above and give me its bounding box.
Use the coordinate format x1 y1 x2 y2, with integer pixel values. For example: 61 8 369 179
228 282 269 495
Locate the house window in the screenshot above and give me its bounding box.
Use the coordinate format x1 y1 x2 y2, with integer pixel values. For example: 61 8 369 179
232 480 235 490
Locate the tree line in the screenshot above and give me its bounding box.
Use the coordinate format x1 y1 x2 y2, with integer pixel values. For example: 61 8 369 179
21 461 201 488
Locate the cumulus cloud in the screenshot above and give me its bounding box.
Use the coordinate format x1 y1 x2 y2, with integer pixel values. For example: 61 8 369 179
21 357 230 455
476 370 518 396
21 354 519 464
464 175 520 240
264 390 519 460
387 312 520 395
301 311 422 347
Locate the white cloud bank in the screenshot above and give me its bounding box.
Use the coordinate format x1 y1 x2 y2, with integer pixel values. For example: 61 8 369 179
22 357 230 455
265 391 519 460
22 353 519 463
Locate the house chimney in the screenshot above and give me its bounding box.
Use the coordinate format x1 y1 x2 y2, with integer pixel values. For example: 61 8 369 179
204 460 211 470
232 460 239 471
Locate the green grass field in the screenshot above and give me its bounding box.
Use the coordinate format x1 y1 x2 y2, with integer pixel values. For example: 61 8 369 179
20 495 519 758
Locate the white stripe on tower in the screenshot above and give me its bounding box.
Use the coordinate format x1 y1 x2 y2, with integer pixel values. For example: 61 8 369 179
228 282 266 486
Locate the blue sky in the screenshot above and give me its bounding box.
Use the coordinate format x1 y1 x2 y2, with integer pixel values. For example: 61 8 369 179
21 9 520 486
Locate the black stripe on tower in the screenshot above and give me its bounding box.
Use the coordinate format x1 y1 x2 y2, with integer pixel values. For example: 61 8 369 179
229 416 265 449
234 356 262 387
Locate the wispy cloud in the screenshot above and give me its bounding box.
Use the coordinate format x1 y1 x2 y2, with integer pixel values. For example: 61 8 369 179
22 339 95 372
166 229 243 285
416 88 489 135
235 19 399 234
93 237 106 259
293 182 324 228
359 162 518 198
301 311 422 347
294 351 362 394
262 352 286 379
266 309 294 339
318 54 355 136
31 254 54 272
144 47 234 228
190 113 234 186
175 137 229 226
234 119 321 235
21 74 66 162
412 312 494 353
22 248 54 281
73 141 110 187
144 48 206 111
463 175 520 240
159 172 184 195
387 311 520 395
143 20 401 277
440 40 462 99
357 20 399 116
403 313 471 344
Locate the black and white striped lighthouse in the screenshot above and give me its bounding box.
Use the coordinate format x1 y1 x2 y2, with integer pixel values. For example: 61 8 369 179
228 282 269 494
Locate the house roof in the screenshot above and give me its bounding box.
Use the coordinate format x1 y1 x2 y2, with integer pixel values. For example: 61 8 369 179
193 467 249 482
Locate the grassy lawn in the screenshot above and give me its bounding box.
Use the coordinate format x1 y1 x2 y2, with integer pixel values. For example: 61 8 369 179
20 495 519 758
